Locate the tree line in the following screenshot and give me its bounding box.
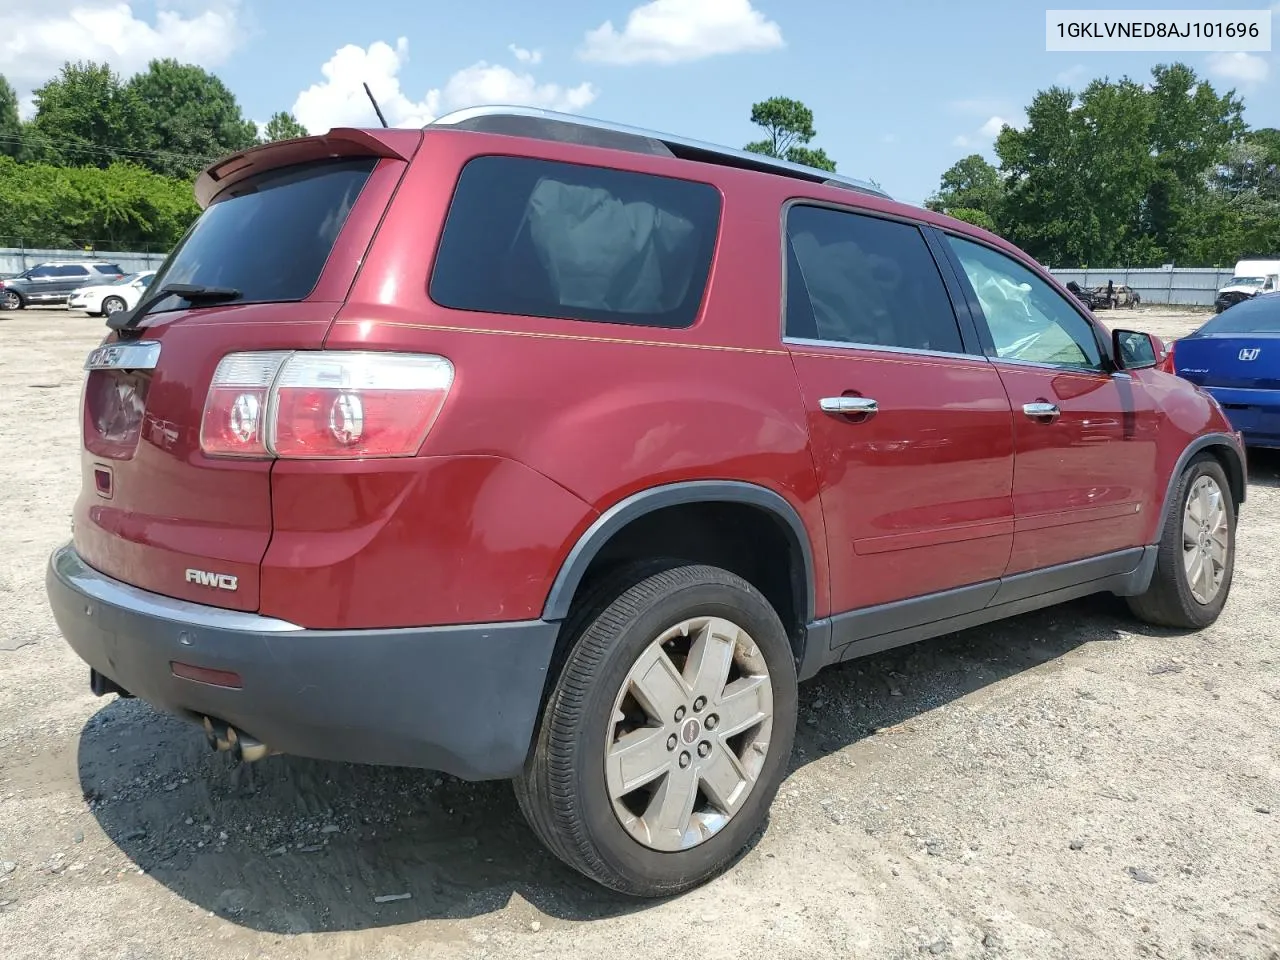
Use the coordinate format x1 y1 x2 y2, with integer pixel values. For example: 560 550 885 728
0 60 307 250
925 63 1280 268
3 61 1274 264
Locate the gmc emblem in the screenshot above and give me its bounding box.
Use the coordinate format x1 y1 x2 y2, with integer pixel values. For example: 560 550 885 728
185 568 239 591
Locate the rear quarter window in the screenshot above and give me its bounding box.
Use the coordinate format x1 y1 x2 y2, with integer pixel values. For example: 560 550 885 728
430 155 722 329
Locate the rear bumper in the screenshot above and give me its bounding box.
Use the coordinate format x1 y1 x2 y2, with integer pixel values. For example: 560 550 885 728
46 543 560 779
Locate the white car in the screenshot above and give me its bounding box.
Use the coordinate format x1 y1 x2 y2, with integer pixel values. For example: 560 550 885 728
68 271 156 316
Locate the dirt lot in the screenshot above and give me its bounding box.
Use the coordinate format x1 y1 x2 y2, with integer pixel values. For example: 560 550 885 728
1 306 1277 960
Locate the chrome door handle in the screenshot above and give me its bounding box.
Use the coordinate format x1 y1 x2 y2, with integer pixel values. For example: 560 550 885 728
1023 401 1060 422
820 396 878 417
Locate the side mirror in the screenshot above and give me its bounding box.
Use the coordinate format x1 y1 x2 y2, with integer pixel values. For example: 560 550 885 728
1113 329 1159 370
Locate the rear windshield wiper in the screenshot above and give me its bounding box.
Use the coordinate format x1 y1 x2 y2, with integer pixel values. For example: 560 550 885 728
108 283 242 335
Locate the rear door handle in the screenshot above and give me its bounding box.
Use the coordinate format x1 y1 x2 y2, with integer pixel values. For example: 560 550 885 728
1023 401 1060 422
820 396 878 419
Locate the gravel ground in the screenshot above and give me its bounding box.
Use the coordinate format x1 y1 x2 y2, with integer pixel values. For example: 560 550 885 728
0 306 1277 960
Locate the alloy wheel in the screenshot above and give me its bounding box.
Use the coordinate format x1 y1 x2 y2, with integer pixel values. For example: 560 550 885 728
604 615 774 852
1182 475 1229 604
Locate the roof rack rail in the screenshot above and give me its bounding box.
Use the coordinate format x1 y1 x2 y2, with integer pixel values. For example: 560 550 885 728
428 105 891 201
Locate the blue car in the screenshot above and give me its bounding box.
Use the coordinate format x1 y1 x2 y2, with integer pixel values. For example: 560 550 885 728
1171 292 1280 448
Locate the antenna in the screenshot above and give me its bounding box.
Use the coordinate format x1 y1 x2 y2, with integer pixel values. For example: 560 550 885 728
363 82 389 128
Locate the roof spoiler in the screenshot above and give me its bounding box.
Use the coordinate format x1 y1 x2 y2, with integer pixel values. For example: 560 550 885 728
194 128 423 208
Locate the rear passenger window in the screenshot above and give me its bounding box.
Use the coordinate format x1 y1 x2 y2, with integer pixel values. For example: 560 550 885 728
785 205 964 354
430 156 721 328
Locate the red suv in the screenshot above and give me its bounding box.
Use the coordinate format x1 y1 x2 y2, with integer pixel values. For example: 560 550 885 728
47 107 1246 898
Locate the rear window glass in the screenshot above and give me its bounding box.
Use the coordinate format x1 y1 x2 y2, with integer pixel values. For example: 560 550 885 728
1200 295 1280 334
430 156 722 328
142 157 376 311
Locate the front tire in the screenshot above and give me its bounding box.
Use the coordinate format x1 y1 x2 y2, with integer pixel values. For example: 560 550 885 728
0 290 21 311
515 562 797 897
102 296 127 316
1127 454 1236 629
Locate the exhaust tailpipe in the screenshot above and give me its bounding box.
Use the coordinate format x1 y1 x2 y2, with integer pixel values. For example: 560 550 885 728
202 716 271 762
226 725 271 763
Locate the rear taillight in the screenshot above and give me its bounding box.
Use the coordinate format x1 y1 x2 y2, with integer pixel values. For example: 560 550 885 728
1158 339 1176 374
199 351 454 460
200 352 290 457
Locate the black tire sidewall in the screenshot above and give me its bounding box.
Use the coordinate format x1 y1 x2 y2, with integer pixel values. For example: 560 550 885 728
103 297 126 315
1166 456 1236 625
559 570 797 892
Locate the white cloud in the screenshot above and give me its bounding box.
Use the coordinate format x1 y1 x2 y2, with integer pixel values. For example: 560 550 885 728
579 0 783 65
441 62 595 114
952 113 1024 152
294 38 440 131
509 44 543 65
1055 64 1090 86
293 37 597 135
0 1 243 107
1206 51 1270 87
979 115 1011 137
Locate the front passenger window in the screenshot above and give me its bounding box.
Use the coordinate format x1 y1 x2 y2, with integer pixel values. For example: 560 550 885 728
945 235 1103 370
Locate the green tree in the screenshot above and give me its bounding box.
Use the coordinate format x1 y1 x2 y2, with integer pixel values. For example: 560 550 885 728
994 86 1092 265
744 96 837 172
263 111 308 142
1246 127 1280 170
1076 77 1157 264
943 207 998 231
925 154 1004 222
24 61 143 169
1140 63 1245 261
127 59 259 179
0 74 20 159
1184 138 1280 263
984 62 1251 266
0 155 199 248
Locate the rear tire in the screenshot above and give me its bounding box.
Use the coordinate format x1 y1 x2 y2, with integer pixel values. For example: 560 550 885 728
514 562 797 897
1127 455 1235 629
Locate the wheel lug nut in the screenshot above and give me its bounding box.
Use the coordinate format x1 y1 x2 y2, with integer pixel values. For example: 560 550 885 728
679 752 691 768
674 706 686 722
705 714 718 730
697 741 711 758
693 696 707 712
666 734 677 751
